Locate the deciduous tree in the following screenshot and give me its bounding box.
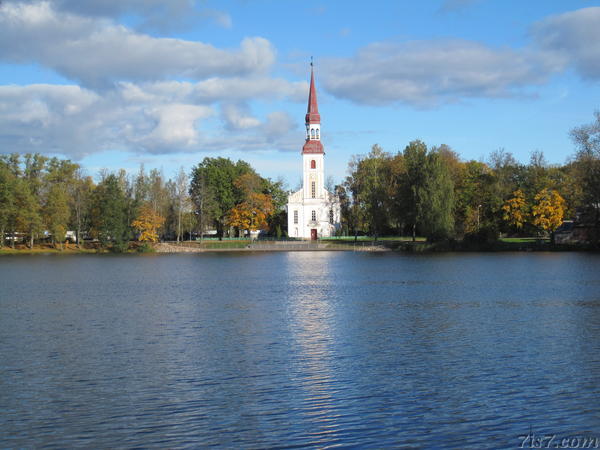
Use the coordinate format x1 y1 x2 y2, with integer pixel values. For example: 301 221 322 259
132 204 165 242
531 189 566 235
502 189 528 230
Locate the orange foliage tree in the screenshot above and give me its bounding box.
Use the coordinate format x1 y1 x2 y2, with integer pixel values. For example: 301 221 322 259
502 189 528 230
227 192 274 233
132 204 165 242
531 188 566 234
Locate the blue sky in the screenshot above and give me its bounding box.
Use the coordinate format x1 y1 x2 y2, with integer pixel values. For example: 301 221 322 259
1 0 600 187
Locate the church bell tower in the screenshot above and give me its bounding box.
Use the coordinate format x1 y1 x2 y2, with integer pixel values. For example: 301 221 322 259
301 65 325 203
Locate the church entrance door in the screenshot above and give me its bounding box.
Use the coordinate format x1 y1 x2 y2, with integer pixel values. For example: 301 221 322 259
310 229 317 240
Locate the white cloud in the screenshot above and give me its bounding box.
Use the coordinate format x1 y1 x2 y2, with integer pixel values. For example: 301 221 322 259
221 104 261 130
7 0 232 32
0 81 302 157
532 7 600 80
321 39 552 107
0 2 273 88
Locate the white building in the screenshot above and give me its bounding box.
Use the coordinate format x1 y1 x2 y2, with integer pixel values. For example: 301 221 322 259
287 67 341 240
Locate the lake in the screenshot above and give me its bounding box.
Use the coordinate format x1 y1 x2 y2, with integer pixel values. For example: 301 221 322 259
1 252 600 448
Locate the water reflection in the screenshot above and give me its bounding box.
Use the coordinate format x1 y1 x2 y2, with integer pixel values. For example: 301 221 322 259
284 252 340 441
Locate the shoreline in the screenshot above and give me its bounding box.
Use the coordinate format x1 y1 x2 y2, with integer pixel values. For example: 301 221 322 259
1 240 598 255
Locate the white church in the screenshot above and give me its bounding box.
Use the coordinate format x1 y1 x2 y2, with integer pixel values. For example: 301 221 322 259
287 66 341 240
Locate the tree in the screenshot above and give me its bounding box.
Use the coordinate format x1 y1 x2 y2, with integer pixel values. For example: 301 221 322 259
44 184 70 248
570 111 600 242
531 189 566 238
226 192 274 234
396 140 454 241
92 174 130 251
132 204 165 242
189 157 255 239
263 177 288 236
0 161 17 248
419 149 455 241
71 171 94 246
174 167 190 243
345 144 392 240
14 178 43 248
226 173 275 236
502 189 528 231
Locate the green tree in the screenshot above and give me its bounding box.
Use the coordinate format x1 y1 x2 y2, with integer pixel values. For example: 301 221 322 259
44 184 70 248
0 160 17 248
345 144 392 240
71 171 95 246
93 174 130 251
190 157 255 239
570 111 600 242
14 178 43 248
420 149 455 241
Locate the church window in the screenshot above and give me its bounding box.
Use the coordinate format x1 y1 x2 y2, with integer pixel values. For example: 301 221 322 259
293 210 298 224
311 181 316 198
310 160 316 169
316 129 319 139
311 210 316 222
311 129 315 139
330 209 334 224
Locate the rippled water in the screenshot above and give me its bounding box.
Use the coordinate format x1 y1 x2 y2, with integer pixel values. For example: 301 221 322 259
1 252 600 448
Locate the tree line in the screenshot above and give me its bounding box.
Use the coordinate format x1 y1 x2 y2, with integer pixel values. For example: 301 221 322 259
339 113 600 244
0 155 286 250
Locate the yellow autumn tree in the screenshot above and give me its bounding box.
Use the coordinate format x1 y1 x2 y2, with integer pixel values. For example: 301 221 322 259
502 189 528 229
132 204 165 242
531 188 566 233
226 192 274 233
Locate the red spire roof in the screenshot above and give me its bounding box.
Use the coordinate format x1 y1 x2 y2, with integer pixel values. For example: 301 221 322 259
302 64 324 154
305 67 320 125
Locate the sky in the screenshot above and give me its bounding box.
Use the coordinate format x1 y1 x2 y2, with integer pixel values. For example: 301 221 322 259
1 0 600 187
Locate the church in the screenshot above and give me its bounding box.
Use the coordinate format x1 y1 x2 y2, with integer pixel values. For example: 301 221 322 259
287 66 341 239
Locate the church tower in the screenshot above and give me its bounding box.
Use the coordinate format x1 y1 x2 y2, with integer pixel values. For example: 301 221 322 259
302 66 325 205
287 64 341 240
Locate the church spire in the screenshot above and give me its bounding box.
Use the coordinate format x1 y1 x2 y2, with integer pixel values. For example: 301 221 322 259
305 63 320 125
302 61 324 154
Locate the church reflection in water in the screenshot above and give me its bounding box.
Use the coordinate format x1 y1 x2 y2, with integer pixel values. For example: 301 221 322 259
283 252 343 441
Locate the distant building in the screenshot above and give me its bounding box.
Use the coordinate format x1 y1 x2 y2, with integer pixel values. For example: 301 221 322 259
287 66 341 239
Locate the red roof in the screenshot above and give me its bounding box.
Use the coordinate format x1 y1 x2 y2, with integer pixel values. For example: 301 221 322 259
302 140 324 154
305 67 320 125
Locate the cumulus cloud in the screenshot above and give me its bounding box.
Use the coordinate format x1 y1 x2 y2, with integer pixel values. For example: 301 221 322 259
221 104 261 130
321 39 551 107
0 2 273 88
6 0 232 31
531 6 600 80
0 81 301 157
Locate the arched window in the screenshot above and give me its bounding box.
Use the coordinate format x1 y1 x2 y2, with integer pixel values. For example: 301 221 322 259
293 210 298 224
311 210 316 222
316 129 319 139
310 160 316 169
311 181 316 198
311 129 315 139
329 209 334 224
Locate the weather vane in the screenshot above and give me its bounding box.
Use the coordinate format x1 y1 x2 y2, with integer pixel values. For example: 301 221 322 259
310 56 313 67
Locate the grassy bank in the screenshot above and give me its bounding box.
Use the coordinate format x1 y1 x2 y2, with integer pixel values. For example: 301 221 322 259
0 242 156 255
0 244 99 255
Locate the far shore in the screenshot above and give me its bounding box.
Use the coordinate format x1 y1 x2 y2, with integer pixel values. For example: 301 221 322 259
1 238 598 255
